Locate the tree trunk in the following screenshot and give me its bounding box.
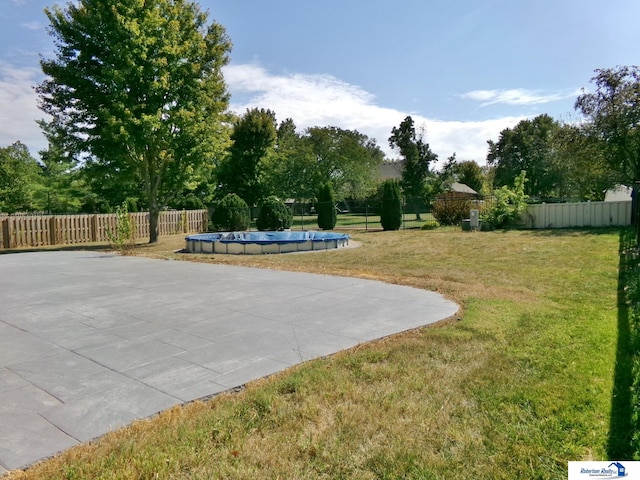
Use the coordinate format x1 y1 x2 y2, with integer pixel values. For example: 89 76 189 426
413 200 421 221
149 202 159 244
145 153 162 244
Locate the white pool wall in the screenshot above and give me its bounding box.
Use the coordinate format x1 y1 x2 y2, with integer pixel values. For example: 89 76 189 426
185 231 350 255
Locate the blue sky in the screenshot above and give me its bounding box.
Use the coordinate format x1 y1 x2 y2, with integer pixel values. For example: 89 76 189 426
1 0 638 165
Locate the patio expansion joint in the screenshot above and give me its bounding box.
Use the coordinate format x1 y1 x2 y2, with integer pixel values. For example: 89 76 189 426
37 412 82 444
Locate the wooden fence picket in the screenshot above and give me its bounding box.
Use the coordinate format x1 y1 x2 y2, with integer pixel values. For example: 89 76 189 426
0 210 207 249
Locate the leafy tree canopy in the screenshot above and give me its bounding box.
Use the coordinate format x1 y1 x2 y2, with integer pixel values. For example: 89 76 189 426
262 118 317 201
0 142 40 213
38 0 232 242
389 116 438 219
575 65 640 184
452 160 484 194
487 114 561 198
388 116 438 199
262 123 383 202
34 143 86 214
550 123 614 201
216 108 277 206
305 126 384 200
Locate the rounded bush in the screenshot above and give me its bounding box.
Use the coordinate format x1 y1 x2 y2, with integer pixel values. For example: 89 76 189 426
432 195 472 226
256 196 293 231
210 193 250 231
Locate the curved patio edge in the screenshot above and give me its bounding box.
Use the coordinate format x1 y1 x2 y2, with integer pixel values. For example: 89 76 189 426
0 251 458 473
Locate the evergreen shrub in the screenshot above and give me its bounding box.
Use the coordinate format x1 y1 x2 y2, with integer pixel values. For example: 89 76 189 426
317 183 337 230
211 193 250 231
380 179 402 231
256 196 292 231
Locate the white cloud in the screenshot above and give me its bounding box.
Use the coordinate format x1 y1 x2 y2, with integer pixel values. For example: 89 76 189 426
0 63 46 155
21 21 43 31
461 88 578 107
0 60 527 165
225 63 524 165
422 116 526 164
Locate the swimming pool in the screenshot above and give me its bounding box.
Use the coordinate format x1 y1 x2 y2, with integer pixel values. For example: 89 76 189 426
185 231 350 254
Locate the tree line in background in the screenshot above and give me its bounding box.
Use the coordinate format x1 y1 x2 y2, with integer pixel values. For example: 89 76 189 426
1 0 638 241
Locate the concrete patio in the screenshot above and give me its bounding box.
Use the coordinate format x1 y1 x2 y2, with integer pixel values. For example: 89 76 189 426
0 251 458 473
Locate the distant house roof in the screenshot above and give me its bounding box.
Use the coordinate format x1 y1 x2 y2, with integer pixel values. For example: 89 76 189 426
377 161 479 196
451 182 478 195
378 160 404 180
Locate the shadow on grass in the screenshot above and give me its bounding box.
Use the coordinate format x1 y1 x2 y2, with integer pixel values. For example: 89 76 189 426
528 226 624 237
607 228 637 459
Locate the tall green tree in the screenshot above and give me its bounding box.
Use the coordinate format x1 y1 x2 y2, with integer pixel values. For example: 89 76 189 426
575 66 640 185
32 121 86 213
487 114 561 198
262 118 316 201
388 116 438 219
452 160 484 194
216 108 277 206
0 142 41 213
34 144 85 214
305 126 383 200
263 124 383 204
37 0 231 242
551 123 613 201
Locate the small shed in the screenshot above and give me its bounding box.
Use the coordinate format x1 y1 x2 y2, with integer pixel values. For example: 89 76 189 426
437 182 479 202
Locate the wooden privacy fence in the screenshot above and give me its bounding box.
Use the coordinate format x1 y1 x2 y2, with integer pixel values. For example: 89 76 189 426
522 201 632 229
0 209 208 249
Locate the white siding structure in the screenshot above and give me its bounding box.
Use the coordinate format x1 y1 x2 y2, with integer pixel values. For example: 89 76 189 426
523 201 632 229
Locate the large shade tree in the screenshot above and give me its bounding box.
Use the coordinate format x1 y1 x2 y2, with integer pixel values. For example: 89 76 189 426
262 118 317 202
487 114 561 198
37 0 232 242
263 123 383 203
306 126 384 200
575 66 640 186
551 123 614 201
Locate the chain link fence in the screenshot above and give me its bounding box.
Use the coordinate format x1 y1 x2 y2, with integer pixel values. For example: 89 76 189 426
209 195 493 232
285 197 436 231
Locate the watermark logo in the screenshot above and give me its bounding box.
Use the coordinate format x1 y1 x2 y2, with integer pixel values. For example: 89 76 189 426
568 461 640 479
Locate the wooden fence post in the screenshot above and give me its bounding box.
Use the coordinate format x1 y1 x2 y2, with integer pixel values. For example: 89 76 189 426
5 217 15 248
90 215 97 242
49 216 57 246
2 218 9 249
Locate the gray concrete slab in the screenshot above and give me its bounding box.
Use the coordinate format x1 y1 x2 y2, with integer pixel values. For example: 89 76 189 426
0 251 458 473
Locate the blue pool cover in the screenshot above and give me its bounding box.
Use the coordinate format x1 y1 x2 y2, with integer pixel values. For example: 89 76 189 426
186 231 349 245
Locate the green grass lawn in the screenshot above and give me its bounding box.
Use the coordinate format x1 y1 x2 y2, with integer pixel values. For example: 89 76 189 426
7 228 629 479
287 212 437 230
